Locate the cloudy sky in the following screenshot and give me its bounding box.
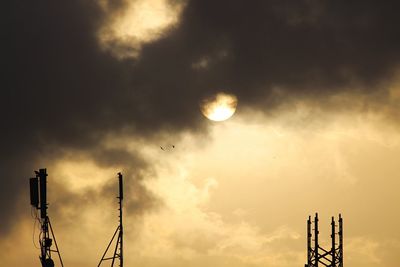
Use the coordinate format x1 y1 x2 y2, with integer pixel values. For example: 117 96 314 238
2 0 400 266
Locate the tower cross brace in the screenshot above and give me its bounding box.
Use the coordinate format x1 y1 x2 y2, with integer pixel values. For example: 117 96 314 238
306 213 343 267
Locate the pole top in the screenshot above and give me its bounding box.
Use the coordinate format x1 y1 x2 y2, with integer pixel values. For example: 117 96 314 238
118 172 123 200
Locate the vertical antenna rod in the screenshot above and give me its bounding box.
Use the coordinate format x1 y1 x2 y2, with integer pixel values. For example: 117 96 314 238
331 216 336 266
314 213 319 267
339 214 343 267
306 216 312 267
118 172 123 267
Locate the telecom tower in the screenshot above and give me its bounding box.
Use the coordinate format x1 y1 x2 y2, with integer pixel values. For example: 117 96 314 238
30 168 64 267
305 213 343 267
98 173 124 267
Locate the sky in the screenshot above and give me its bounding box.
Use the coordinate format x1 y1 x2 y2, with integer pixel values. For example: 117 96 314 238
2 0 400 266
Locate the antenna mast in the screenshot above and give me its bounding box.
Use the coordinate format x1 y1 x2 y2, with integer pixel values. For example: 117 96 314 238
98 172 124 267
29 168 64 267
305 213 343 267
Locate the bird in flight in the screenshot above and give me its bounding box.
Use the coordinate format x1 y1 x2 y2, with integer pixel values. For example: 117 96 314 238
160 145 175 151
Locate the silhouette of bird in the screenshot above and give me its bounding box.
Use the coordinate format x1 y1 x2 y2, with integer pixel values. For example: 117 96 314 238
160 145 175 151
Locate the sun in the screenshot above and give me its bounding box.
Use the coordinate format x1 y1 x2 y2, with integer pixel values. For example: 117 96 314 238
200 92 238 121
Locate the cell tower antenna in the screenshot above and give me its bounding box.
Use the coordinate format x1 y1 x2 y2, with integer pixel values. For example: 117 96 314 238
305 213 343 267
98 172 124 267
29 168 64 267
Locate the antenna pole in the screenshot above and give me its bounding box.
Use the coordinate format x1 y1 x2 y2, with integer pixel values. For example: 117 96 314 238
37 169 48 264
98 172 124 267
30 168 63 267
339 214 343 267
118 172 123 267
307 216 311 267
314 213 319 267
331 216 336 266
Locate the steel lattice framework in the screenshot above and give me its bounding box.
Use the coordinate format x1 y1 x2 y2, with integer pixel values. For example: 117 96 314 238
305 213 343 267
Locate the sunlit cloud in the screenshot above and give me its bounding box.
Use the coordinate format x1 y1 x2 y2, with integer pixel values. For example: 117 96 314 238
347 237 382 264
52 159 117 192
3 105 400 267
98 0 185 59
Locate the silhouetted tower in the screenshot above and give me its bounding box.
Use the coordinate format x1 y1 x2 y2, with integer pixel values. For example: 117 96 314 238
305 213 343 267
98 173 124 267
29 168 64 267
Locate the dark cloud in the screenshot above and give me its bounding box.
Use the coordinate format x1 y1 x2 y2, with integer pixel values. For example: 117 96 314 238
2 0 400 234
176 0 400 100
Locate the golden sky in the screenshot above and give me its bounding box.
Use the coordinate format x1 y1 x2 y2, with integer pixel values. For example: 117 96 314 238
3 1 400 266
3 104 400 267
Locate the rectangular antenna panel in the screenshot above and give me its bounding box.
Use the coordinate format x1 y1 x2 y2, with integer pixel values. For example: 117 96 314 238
38 169 47 219
30 177 39 208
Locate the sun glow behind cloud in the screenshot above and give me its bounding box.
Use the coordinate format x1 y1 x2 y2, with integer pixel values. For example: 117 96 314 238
200 93 238 121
